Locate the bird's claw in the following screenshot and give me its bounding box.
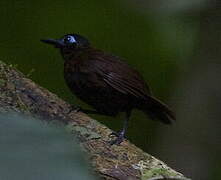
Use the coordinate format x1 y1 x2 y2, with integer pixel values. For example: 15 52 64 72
109 131 119 137
109 130 125 145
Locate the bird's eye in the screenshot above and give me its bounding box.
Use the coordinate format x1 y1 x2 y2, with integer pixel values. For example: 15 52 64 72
63 35 77 44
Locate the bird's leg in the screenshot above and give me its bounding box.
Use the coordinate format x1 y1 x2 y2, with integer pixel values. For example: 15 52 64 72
109 110 131 145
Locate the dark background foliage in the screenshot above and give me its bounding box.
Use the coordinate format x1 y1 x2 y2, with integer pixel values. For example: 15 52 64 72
0 0 220 179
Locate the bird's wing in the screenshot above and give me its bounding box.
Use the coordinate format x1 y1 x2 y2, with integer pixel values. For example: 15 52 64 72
87 53 151 99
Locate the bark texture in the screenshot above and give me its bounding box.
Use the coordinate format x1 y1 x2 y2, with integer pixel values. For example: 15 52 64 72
0 61 190 180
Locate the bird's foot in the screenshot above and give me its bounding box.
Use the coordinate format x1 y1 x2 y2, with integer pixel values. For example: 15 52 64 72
109 130 125 145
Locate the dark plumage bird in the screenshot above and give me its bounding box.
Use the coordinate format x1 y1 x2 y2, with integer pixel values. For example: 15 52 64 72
41 34 175 145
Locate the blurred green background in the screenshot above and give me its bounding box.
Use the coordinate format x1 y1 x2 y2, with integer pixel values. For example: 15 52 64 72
1 0 220 179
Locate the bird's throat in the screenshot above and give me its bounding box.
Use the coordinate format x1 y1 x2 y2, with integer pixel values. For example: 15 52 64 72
61 48 89 62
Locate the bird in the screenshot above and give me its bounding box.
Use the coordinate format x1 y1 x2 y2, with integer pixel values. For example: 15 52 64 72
41 34 175 145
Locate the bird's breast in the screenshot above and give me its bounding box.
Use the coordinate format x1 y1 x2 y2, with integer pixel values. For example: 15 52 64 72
63 60 136 115
64 63 84 89
64 60 96 95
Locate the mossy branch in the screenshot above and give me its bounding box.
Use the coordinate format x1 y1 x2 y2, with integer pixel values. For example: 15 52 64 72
0 61 190 180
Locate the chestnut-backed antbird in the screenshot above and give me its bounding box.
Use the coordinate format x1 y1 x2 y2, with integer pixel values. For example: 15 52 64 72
41 34 175 145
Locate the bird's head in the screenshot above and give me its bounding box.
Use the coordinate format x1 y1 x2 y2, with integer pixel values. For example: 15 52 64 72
41 34 91 60
41 34 90 50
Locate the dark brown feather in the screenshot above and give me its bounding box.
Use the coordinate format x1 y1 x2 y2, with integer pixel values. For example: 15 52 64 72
63 48 175 123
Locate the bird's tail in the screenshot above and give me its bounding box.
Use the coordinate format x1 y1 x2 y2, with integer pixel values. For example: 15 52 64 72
138 96 176 124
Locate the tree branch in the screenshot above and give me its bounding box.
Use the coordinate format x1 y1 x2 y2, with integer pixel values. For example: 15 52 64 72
0 61 190 180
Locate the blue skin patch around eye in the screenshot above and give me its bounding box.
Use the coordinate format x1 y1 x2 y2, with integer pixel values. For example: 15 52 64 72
67 36 76 43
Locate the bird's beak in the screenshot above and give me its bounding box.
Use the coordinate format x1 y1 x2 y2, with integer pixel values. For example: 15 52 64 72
40 38 65 48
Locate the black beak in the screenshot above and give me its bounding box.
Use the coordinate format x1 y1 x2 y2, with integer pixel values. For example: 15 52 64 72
40 39 65 48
